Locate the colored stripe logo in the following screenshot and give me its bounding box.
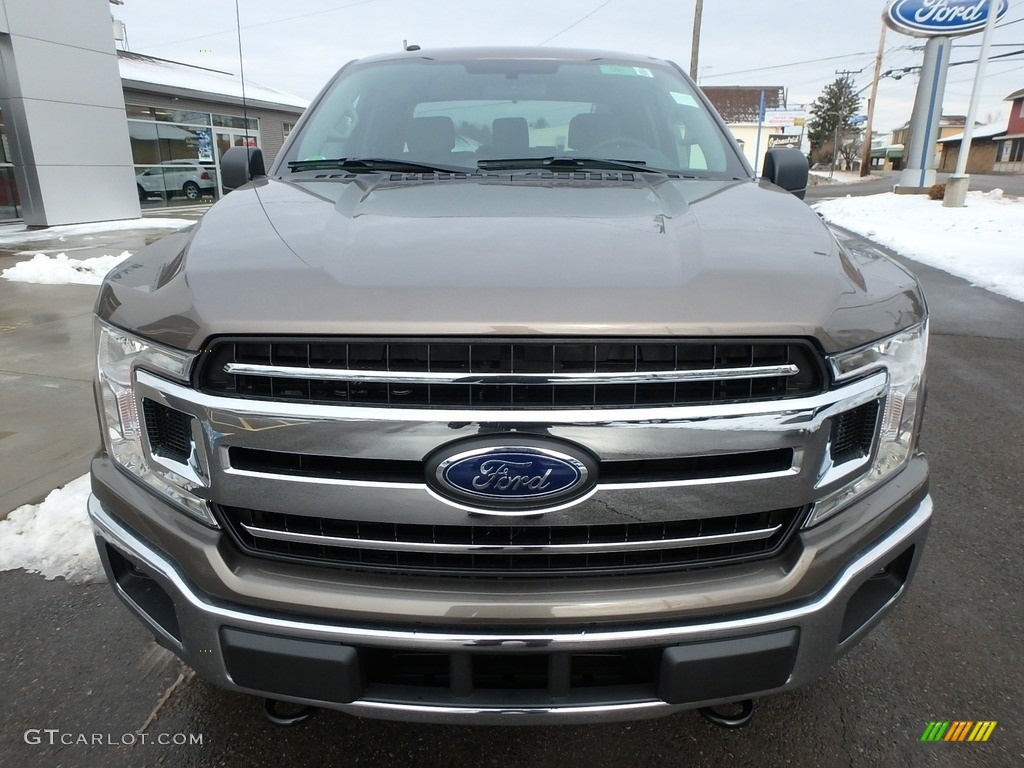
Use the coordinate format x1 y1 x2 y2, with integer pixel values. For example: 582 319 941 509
921 721 997 742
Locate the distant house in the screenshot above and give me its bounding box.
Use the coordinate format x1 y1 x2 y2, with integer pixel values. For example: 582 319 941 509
937 124 1005 173
891 114 977 170
869 142 903 172
701 86 792 172
994 88 1024 173
869 130 903 171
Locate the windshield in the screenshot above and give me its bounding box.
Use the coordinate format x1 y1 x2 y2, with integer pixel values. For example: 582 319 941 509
283 56 747 178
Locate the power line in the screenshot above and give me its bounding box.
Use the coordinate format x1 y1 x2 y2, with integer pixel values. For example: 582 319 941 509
951 47 1024 66
882 47 1024 80
945 58 1024 84
700 51 876 80
137 0 378 51
537 0 617 46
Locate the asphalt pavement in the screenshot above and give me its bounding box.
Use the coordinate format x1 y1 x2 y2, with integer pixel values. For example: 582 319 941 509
1 196 1022 768
0 218 202 515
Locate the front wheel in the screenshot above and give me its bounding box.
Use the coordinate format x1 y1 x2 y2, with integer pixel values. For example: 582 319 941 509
137 184 148 202
182 181 201 200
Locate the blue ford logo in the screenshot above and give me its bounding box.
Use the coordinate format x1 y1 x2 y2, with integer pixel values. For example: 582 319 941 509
427 440 596 514
886 0 1007 37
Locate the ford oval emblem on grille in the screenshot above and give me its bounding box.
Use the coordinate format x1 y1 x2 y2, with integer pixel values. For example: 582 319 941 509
426 438 597 515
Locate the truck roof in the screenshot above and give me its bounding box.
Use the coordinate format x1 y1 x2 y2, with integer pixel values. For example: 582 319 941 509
354 46 671 66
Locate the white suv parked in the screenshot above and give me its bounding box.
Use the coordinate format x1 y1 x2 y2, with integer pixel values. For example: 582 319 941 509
136 160 217 201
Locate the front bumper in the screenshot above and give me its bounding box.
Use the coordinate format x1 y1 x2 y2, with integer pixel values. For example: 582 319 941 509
89 485 931 725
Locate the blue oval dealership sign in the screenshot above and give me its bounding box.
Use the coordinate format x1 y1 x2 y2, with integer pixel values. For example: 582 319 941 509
430 443 595 513
886 0 1008 37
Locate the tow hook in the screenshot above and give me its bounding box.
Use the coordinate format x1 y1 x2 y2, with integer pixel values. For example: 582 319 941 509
698 699 756 728
262 698 318 726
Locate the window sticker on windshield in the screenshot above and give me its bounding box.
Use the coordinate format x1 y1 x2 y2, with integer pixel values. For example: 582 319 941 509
671 92 699 107
600 65 653 77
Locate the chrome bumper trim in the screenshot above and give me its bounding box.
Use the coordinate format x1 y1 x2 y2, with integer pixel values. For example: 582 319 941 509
90 493 930 651
89 492 931 722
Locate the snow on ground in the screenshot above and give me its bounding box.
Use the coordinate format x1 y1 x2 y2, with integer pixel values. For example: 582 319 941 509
814 189 1024 303
2 251 132 285
0 217 193 244
0 475 103 583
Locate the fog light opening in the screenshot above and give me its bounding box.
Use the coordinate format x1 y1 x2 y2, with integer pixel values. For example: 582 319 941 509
105 544 182 644
839 545 915 644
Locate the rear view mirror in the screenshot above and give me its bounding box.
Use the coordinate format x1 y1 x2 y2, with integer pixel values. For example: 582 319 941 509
222 146 265 192
762 148 808 200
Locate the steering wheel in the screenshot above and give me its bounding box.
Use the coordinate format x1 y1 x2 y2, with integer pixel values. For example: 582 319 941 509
584 136 650 156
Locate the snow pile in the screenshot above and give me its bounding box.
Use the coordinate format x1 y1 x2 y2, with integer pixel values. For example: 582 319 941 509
814 190 1024 303
2 251 131 285
0 475 103 583
0 217 194 244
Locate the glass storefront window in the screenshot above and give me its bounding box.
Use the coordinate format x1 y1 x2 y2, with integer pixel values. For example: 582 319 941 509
127 105 260 208
126 104 211 126
0 109 20 220
212 113 259 131
128 121 214 164
154 108 211 126
129 114 219 208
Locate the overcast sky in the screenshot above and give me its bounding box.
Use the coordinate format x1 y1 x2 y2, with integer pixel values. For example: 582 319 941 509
113 0 1024 135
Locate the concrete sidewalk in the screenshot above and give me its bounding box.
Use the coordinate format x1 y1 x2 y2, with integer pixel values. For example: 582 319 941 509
0 218 199 516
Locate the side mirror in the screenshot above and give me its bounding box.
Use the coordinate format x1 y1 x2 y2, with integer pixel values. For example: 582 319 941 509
221 146 265 192
762 148 809 200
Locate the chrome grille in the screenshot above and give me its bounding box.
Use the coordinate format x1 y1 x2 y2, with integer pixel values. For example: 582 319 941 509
196 338 825 409
215 505 805 577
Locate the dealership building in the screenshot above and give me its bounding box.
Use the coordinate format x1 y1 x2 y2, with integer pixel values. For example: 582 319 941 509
0 0 307 226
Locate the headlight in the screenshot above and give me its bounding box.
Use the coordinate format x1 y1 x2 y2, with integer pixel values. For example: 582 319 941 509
807 321 928 526
95 319 214 525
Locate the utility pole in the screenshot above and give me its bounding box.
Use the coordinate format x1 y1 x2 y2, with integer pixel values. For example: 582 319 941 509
860 18 887 177
689 0 703 80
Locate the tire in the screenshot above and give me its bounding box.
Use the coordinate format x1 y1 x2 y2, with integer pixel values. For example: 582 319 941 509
137 184 148 202
182 181 201 200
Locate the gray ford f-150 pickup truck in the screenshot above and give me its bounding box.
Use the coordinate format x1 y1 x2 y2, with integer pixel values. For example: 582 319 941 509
89 47 931 726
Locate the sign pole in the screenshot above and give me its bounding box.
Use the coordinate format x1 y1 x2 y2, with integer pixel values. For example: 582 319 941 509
944 0 1001 206
896 35 951 191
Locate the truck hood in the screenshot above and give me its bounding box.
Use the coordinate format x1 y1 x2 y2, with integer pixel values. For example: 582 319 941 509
98 174 926 352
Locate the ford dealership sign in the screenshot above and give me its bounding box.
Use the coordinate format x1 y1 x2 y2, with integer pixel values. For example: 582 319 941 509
886 0 1009 37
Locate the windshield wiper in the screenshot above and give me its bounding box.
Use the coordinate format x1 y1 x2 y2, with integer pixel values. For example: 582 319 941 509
477 156 662 174
287 157 468 174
